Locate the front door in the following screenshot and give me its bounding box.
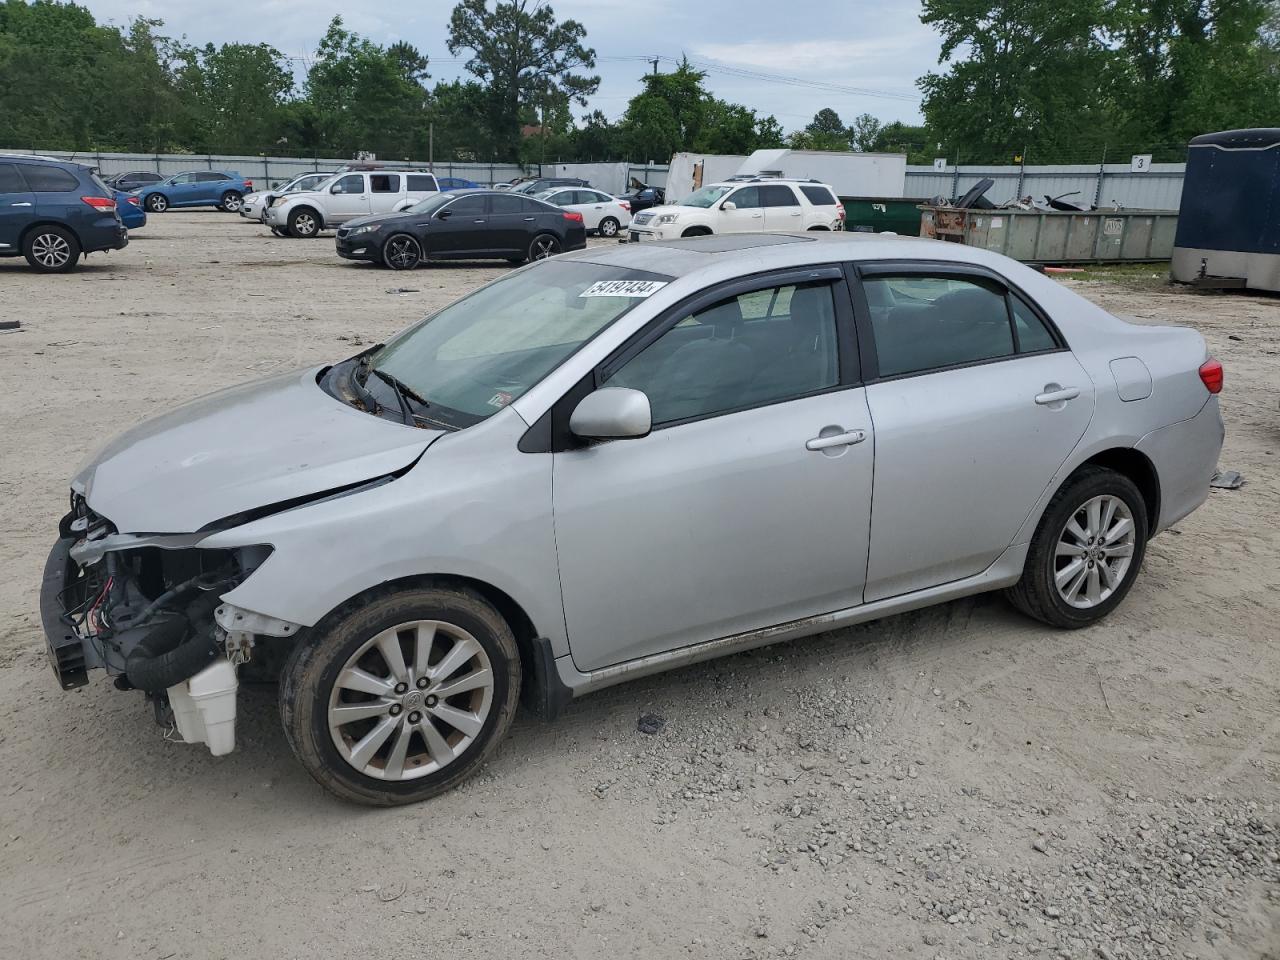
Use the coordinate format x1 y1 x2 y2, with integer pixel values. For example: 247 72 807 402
717 185 766 233
0 162 34 254
552 269 874 672
854 268 1095 601
425 194 489 256
325 174 370 223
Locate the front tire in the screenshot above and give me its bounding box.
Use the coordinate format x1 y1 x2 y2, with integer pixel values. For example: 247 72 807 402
280 586 521 806
219 190 243 212
382 233 422 270
288 208 321 238
23 225 80 272
145 193 168 213
1005 466 1148 628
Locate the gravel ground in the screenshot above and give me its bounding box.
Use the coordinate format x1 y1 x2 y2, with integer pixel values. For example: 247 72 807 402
0 214 1277 960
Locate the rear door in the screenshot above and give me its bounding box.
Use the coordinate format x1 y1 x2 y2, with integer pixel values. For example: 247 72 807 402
325 173 370 222
487 192 527 252
0 162 34 253
194 172 227 203
762 184 805 230
851 265 1094 601
717 186 766 233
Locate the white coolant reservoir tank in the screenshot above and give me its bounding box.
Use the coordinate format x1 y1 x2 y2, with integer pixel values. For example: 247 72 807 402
168 660 238 756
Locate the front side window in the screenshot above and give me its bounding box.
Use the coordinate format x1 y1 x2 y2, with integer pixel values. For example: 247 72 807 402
170 173 196 184
862 275 1017 377
331 174 364 195
373 262 672 426
444 195 486 216
22 165 79 192
607 281 840 426
725 186 762 209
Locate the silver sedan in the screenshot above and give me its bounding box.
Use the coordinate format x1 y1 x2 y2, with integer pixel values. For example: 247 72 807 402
42 233 1224 805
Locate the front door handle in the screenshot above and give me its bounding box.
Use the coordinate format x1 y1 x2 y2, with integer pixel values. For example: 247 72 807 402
522 217 536 221
1035 386 1081 405
806 429 866 451
10 201 32 207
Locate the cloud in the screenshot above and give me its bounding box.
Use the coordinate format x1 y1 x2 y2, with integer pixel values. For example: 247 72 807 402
692 37 923 73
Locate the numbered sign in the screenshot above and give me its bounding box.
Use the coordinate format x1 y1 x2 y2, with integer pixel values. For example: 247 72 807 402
933 158 947 171
1131 154 1152 173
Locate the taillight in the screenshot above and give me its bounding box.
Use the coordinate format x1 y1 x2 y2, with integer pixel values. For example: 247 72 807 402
81 196 116 212
126 196 141 207
836 203 846 221
1198 358 1223 394
563 211 584 223
619 200 631 211
244 180 254 190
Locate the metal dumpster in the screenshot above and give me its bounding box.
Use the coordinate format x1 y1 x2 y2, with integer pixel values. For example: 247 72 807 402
919 206 1178 263
841 197 926 236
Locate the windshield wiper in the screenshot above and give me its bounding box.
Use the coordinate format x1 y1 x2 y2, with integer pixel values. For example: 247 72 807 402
369 367 431 427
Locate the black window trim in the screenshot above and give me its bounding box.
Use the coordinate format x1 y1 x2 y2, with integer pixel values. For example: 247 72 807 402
845 260 1070 384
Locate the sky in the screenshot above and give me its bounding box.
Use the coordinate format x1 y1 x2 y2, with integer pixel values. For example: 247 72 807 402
80 0 940 132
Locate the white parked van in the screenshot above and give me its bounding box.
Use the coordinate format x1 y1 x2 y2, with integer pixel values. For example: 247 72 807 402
266 171 441 238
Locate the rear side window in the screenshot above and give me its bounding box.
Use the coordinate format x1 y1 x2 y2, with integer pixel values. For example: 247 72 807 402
0 162 27 193
760 184 800 207
195 172 229 182
22 165 79 192
1011 296 1058 352
862 276 1015 377
370 174 400 193
407 175 437 191
490 194 522 214
800 185 838 206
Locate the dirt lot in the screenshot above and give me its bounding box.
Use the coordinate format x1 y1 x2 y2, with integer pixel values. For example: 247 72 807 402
1 213 1277 960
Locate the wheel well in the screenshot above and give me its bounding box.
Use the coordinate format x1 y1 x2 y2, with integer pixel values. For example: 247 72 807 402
807 225 831 231
290 205 320 221
19 220 80 248
681 226 712 237
1075 448 1161 534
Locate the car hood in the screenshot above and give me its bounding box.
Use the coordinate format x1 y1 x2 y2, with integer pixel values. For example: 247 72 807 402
345 211 415 230
74 366 442 534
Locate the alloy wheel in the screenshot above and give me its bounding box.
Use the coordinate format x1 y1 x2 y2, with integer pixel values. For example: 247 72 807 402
384 235 421 270
327 620 495 781
31 232 71 269
530 236 559 260
223 192 243 211
1053 495 1136 609
599 218 618 237
151 195 167 212
294 213 317 237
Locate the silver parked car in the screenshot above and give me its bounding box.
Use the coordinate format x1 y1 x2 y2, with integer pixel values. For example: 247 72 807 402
41 233 1224 805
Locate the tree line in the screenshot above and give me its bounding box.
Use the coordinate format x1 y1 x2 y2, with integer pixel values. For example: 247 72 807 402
0 0 1276 167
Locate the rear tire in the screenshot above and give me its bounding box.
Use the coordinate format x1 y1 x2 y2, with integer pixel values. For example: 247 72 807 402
23 225 80 273
219 190 243 212
288 208 321 238
280 586 521 806
528 233 561 261
1005 466 1148 628
598 216 620 238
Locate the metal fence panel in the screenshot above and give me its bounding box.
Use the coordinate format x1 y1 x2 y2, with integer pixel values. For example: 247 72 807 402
906 162 1185 210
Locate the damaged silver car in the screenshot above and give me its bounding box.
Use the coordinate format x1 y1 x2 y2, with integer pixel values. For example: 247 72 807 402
42 233 1224 805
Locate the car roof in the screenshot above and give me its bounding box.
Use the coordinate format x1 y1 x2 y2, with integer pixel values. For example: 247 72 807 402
558 231 1026 279
0 152 88 169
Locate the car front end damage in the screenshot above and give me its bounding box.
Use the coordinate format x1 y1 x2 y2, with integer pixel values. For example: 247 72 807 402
40 491 299 756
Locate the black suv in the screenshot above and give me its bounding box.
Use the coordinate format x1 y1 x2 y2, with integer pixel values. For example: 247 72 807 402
0 155 126 272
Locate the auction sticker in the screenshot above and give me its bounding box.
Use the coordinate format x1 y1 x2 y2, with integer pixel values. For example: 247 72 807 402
580 279 668 298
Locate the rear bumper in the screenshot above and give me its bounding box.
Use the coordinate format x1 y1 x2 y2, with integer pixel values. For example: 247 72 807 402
1136 396 1225 532
83 222 128 254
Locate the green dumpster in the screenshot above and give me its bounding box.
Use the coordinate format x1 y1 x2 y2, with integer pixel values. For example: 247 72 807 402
840 197 926 236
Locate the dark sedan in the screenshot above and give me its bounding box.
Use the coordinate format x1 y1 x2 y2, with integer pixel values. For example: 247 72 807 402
335 190 587 269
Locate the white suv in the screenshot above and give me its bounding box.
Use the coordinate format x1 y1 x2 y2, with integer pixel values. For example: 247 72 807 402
266 171 440 238
627 178 844 242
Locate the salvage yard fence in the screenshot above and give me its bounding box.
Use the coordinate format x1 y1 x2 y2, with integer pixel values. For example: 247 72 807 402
1 149 1188 210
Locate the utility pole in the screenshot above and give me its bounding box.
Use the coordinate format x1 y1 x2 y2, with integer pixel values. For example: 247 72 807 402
428 122 434 172
649 56 659 76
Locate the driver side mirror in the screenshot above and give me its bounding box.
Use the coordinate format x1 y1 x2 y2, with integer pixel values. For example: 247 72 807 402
721 200 736 210
437 208 453 220
570 388 651 441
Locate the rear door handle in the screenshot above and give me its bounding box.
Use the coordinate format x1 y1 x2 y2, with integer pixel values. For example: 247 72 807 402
10 201 32 207
522 217 536 221
806 429 866 451
1035 386 1081 405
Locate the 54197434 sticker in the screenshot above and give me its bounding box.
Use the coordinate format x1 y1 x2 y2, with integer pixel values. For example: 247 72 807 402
579 279 668 298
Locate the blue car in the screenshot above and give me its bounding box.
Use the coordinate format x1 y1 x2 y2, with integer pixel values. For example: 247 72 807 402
437 176 480 191
133 171 255 213
0 153 126 272
114 190 146 229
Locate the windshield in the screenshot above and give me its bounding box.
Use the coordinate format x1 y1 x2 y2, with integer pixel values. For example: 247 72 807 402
400 192 455 215
372 260 673 427
295 175 333 193
681 185 732 208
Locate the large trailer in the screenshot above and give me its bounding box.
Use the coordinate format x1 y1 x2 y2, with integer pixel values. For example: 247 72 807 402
663 149 907 204
1171 128 1280 292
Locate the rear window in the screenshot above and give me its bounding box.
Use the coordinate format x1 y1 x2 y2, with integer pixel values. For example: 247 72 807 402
22 165 80 192
800 185 838 206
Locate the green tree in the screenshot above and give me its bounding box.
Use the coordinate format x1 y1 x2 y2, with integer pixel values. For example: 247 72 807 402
800 107 851 149
848 113 883 151
447 0 598 161
175 43 294 153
